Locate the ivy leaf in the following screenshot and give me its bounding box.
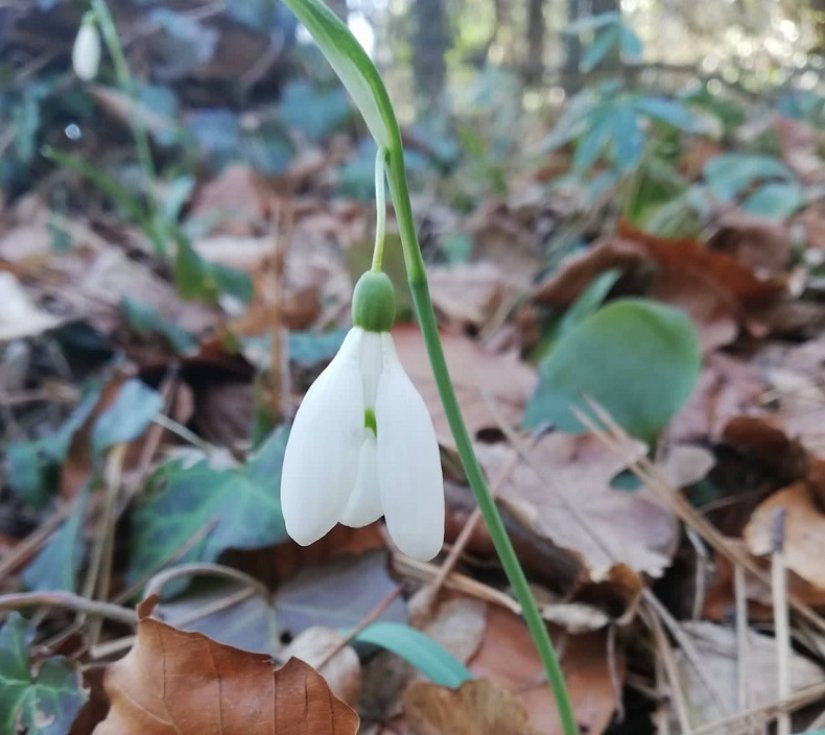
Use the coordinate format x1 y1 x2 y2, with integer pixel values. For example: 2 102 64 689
0 613 87 735
92 379 164 456
4 387 100 508
525 299 701 443
22 488 89 593
127 427 290 593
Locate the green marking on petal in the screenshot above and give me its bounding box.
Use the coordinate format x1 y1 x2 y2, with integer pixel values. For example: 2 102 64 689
364 407 377 436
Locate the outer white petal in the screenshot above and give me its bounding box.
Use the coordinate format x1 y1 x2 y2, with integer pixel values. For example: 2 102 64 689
375 334 444 561
280 328 365 545
339 436 382 527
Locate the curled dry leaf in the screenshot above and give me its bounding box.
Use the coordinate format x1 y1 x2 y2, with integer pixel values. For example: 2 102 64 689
428 262 513 331
404 678 542 735
93 610 359 735
744 482 825 589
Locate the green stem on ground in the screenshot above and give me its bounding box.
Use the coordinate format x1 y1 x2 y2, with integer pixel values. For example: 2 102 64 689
278 3 577 732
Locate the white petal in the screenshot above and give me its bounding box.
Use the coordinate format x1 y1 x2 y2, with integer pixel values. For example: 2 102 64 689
339 436 382 527
375 334 444 561
72 23 101 81
280 328 365 545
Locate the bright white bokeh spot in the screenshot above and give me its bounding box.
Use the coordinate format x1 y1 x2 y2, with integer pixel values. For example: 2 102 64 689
349 12 375 57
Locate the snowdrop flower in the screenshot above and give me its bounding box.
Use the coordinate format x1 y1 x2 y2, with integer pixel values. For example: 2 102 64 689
72 15 101 82
281 271 444 560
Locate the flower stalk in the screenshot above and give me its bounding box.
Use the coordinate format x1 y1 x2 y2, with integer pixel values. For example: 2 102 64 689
280 2 577 732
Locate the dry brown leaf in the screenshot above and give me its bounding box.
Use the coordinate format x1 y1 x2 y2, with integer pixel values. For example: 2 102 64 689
675 621 824 727
404 678 541 735
392 325 536 448
189 164 274 236
428 262 513 330
0 271 61 340
710 211 791 275
468 606 619 735
281 627 361 707
744 483 825 589
466 200 541 282
93 608 359 735
667 353 765 444
479 432 677 579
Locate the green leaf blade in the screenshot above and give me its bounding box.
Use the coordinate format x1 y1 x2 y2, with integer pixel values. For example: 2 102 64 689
355 621 472 688
525 299 701 443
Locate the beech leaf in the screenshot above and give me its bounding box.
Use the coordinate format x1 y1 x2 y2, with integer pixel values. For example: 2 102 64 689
93 609 359 734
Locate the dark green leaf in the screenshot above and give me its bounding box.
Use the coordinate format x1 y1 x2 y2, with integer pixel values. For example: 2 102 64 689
619 26 643 61
279 80 352 142
525 299 701 443
22 489 89 592
742 182 804 221
0 613 87 735
704 154 793 202
635 96 700 132
581 25 619 73
120 297 198 354
354 621 473 688
573 109 612 171
4 388 100 508
92 380 164 456
127 427 290 592
611 102 644 172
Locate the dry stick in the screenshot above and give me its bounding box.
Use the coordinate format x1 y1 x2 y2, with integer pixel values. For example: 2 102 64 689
772 509 791 735
576 399 825 635
80 443 126 647
643 602 694 735
0 592 135 626
314 586 403 670
143 562 272 606
734 564 752 735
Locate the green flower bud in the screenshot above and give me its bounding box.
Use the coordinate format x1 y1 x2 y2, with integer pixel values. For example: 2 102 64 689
352 271 395 332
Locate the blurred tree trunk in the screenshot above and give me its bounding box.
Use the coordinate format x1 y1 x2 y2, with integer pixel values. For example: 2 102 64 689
326 0 348 23
812 0 825 51
524 0 545 84
411 0 450 107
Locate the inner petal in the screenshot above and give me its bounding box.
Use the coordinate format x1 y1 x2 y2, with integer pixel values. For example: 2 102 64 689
339 435 383 527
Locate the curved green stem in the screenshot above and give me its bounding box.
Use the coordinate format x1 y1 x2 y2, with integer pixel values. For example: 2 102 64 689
386 148 578 735
278 3 577 731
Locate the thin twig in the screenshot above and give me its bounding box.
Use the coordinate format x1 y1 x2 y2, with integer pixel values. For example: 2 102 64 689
143 562 272 606
734 564 752 733
0 592 135 626
644 602 694 734
315 586 402 670
0 503 74 579
773 509 791 735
